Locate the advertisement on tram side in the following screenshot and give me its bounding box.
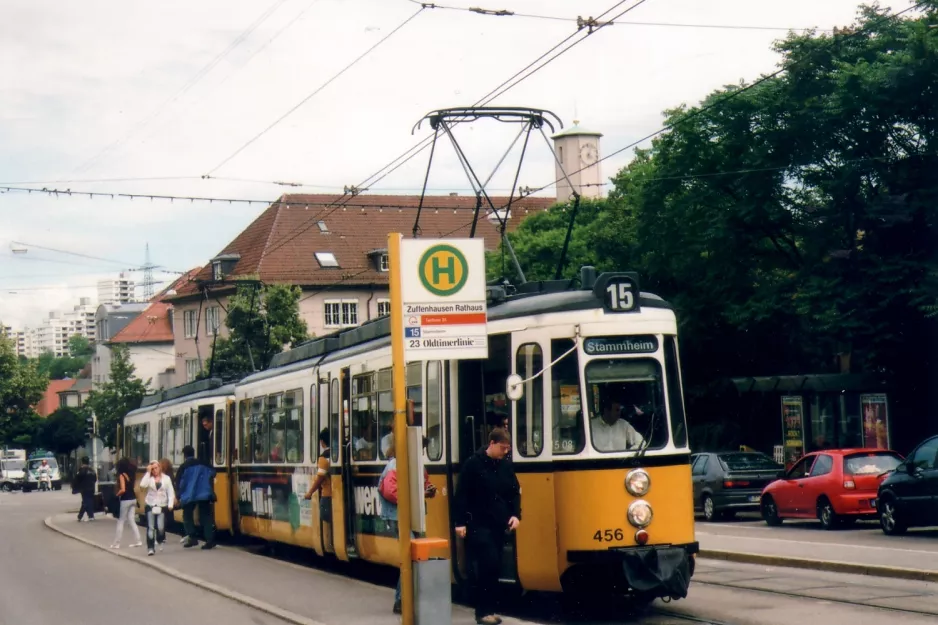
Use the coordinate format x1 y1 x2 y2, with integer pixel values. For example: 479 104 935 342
781 396 805 468
236 469 313 531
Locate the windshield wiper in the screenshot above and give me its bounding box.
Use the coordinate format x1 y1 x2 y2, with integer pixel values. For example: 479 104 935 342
635 408 657 460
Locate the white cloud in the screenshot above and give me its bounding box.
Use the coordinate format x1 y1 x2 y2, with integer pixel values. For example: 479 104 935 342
0 0 914 327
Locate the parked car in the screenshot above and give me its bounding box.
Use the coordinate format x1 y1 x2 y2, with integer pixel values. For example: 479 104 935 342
761 449 903 530
877 435 938 535
691 451 783 521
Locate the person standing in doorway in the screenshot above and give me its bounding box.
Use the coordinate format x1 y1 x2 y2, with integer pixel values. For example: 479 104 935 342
110 458 142 549
453 428 520 625
139 460 175 556
176 445 216 549
198 414 213 466
304 429 333 548
74 456 97 522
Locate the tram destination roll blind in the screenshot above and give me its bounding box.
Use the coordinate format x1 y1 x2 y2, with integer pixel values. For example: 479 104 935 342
583 336 659 355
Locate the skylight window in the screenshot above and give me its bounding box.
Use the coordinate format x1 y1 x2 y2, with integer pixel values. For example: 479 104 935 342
317 220 328 232
315 252 339 267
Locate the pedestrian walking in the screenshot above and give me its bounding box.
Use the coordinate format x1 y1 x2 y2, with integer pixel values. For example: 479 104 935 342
110 458 142 549
139 460 175 556
73 456 97 522
378 434 436 615
176 445 216 549
453 428 521 625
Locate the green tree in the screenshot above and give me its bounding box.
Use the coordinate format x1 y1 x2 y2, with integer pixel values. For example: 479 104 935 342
34 349 88 380
68 334 93 358
0 335 47 448
504 4 938 446
84 344 148 448
207 283 309 379
41 407 87 456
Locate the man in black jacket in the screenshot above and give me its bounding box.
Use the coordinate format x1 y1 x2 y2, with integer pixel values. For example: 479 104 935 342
74 457 97 522
454 428 521 625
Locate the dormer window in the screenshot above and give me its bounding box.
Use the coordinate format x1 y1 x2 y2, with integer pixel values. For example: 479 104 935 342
315 252 339 268
380 254 389 272
210 252 240 281
368 248 389 272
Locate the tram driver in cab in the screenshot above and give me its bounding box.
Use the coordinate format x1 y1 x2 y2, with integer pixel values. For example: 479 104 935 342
590 395 645 452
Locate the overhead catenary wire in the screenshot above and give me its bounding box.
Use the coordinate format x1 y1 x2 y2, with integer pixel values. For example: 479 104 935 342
522 1 931 196
205 4 427 175
408 0 835 32
71 0 292 176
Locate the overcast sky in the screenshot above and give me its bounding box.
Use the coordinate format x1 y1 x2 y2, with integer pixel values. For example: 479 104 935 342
0 0 915 329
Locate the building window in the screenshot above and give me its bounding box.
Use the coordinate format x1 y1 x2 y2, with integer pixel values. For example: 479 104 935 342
184 310 197 338
206 306 221 336
380 254 389 272
212 261 222 281
185 358 201 382
377 299 391 317
324 300 358 328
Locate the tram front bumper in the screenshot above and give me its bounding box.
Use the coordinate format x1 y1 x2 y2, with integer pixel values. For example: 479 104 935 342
567 542 698 600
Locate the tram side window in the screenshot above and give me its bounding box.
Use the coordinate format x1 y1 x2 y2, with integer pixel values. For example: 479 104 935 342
214 409 226 466
352 374 377 461
425 361 443 461
515 344 544 457
483 334 511 434
268 393 285 463
250 397 267 463
664 336 688 448
377 370 394 460
551 338 584 455
330 378 340 463
283 389 304 463
238 400 251 464
126 424 149 465
407 362 423 429
164 415 185 466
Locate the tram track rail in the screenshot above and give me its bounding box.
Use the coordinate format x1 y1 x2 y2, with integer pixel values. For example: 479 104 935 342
692 578 938 619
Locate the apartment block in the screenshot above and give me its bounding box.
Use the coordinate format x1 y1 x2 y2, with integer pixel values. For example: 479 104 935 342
97 272 136 305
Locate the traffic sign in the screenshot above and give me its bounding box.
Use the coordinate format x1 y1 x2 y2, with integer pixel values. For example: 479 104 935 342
398 238 487 360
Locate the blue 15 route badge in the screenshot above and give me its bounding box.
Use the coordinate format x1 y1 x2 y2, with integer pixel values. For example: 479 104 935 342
400 239 488 361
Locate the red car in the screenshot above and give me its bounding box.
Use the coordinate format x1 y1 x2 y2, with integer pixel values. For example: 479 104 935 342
761 449 903 530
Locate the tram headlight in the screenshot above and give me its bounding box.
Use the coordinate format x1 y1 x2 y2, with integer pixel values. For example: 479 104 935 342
625 468 651 497
627 500 653 528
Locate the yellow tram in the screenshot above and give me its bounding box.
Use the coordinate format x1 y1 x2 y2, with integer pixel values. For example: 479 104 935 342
121 269 697 601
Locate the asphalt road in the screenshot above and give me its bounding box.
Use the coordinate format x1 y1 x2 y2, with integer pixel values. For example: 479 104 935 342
0 490 293 625
5 490 938 625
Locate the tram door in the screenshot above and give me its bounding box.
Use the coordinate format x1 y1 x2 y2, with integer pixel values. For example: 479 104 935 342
454 333 518 584
339 367 357 557
317 378 335 554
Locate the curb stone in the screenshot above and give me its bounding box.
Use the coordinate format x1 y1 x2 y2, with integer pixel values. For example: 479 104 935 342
44 516 328 625
699 549 938 583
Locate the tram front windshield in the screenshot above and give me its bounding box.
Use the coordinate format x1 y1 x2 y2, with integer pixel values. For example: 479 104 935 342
585 359 668 453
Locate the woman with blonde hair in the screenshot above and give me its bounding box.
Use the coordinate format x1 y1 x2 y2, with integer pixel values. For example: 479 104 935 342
140 460 176 556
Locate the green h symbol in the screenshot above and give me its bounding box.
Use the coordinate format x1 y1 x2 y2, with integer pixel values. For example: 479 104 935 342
432 255 456 285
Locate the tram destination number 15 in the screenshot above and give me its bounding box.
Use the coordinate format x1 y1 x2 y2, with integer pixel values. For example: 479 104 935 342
606 281 636 312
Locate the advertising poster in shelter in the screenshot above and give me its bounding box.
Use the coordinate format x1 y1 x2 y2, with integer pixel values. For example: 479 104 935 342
781 396 805 468
860 394 889 449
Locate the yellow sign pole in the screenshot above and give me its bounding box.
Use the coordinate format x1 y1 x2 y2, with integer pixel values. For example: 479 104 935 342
388 232 415 625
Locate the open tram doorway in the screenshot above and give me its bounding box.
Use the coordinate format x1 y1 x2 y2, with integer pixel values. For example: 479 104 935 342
454 333 519 585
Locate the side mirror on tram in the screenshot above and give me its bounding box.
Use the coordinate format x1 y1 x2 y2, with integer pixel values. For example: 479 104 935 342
506 374 524 401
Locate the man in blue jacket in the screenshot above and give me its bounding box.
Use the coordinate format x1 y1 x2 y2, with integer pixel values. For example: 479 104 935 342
176 445 216 550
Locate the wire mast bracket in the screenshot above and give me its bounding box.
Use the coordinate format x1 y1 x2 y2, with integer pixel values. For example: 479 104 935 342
410 107 567 285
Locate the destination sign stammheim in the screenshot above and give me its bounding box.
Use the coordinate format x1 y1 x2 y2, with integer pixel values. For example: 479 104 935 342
400 239 487 361
583 335 659 356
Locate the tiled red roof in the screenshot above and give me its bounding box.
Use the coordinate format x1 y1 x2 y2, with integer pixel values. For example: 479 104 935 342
168 193 555 298
109 302 173 344
36 379 75 418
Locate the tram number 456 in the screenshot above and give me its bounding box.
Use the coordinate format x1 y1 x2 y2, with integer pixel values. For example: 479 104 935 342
593 528 625 542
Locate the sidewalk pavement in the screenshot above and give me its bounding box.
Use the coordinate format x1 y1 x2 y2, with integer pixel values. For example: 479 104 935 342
697 522 938 582
45 513 535 625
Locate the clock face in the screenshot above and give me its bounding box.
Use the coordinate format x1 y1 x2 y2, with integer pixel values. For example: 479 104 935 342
579 142 598 165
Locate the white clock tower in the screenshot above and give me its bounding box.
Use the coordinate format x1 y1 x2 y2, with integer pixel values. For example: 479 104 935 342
550 121 603 203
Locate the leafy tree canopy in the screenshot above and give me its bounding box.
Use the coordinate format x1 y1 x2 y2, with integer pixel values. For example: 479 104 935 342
41 407 88 456
207 283 309 380
68 334 94 358
0 334 47 448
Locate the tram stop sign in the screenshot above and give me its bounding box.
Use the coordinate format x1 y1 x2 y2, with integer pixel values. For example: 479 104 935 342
399 239 487 361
